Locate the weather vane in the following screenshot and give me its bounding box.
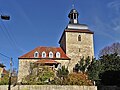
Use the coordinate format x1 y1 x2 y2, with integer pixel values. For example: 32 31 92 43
72 0 75 9
72 4 74 9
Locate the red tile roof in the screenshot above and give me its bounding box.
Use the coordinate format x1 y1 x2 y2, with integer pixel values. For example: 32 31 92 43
36 59 60 64
3 68 8 74
19 46 70 60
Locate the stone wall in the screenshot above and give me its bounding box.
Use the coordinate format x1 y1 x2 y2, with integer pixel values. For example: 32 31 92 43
18 59 70 82
18 59 38 82
65 32 94 72
0 85 120 90
1 85 120 90
55 59 70 68
0 85 97 90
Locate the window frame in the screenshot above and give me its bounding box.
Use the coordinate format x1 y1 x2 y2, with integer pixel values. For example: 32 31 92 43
34 51 39 58
56 52 61 58
78 35 81 41
49 51 53 58
42 51 46 58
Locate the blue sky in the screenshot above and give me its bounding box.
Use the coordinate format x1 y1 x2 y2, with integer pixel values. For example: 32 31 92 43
0 0 120 69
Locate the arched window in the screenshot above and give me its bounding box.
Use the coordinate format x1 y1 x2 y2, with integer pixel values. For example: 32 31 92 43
34 51 39 58
49 51 53 58
56 52 61 58
42 51 46 58
78 35 81 41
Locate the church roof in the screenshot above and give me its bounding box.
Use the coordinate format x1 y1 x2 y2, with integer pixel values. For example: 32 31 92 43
19 46 70 60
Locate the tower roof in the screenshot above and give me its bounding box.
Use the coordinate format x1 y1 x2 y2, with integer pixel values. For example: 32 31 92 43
68 9 79 18
67 8 90 30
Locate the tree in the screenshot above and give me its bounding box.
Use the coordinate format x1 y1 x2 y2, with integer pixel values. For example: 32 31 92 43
99 53 120 71
0 73 9 85
56 65 69 84
74 56 91 73
98 53 120 86
57 65 69 78
87 58 103 85
99 71 120 86
0 69 17 85
99 42 120 57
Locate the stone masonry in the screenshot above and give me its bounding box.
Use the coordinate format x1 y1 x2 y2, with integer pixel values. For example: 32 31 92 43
59 30 94 72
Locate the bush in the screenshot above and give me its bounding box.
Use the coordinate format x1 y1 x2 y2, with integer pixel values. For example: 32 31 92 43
66 72 93 85
22 67 55 85
52 72 93 85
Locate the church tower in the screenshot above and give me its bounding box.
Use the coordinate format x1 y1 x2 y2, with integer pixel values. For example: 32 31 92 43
59 8 94 72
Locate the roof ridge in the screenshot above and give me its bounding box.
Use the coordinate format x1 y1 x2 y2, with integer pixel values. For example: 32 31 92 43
37 46 60 48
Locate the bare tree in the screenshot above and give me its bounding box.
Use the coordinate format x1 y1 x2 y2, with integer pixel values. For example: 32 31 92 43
99 42 120 57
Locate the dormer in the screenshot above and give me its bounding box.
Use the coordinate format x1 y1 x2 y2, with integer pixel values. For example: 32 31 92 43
34 51 39 58
42 51 46 58
56 52 61 58
49 51 53 58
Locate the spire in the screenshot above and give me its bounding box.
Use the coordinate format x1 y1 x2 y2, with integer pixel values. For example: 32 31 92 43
68 5 79 24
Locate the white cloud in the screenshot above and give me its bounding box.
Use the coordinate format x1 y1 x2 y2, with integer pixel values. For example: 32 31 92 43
107 1 120 32
92 16 119 41
107 1 120 13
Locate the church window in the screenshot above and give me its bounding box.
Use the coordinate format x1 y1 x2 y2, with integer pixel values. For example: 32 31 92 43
42 51 46 58
49 51 53 58
34 51 39 58
79 48 81 52
56 52 61 58
78 35 81 41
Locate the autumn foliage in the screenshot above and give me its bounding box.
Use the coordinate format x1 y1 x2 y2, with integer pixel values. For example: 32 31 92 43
52 72 93 85
66 72 93 85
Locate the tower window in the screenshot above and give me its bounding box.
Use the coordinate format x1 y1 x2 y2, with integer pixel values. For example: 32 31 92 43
34 51 39 58
78 35 81 41
49 51 53 58
74 14 76 19
56 52 61 58
79 48 81 52
42 51 46 58
70 14 73 19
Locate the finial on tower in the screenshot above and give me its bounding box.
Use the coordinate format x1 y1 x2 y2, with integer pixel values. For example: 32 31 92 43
72 4 74 9
68 7 79 24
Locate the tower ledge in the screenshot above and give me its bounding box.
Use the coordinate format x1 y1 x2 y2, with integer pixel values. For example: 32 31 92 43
66 23 89 30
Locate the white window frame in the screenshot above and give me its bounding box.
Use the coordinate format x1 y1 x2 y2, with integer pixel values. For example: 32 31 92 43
49 51 53 58
42 51 46 58
34 51 39 58
56 52 60 58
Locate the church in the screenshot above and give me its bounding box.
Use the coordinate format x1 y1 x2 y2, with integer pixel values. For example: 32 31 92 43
18 8 94 82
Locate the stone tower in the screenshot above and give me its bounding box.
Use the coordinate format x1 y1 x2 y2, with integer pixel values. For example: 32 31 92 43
59 8 94 72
